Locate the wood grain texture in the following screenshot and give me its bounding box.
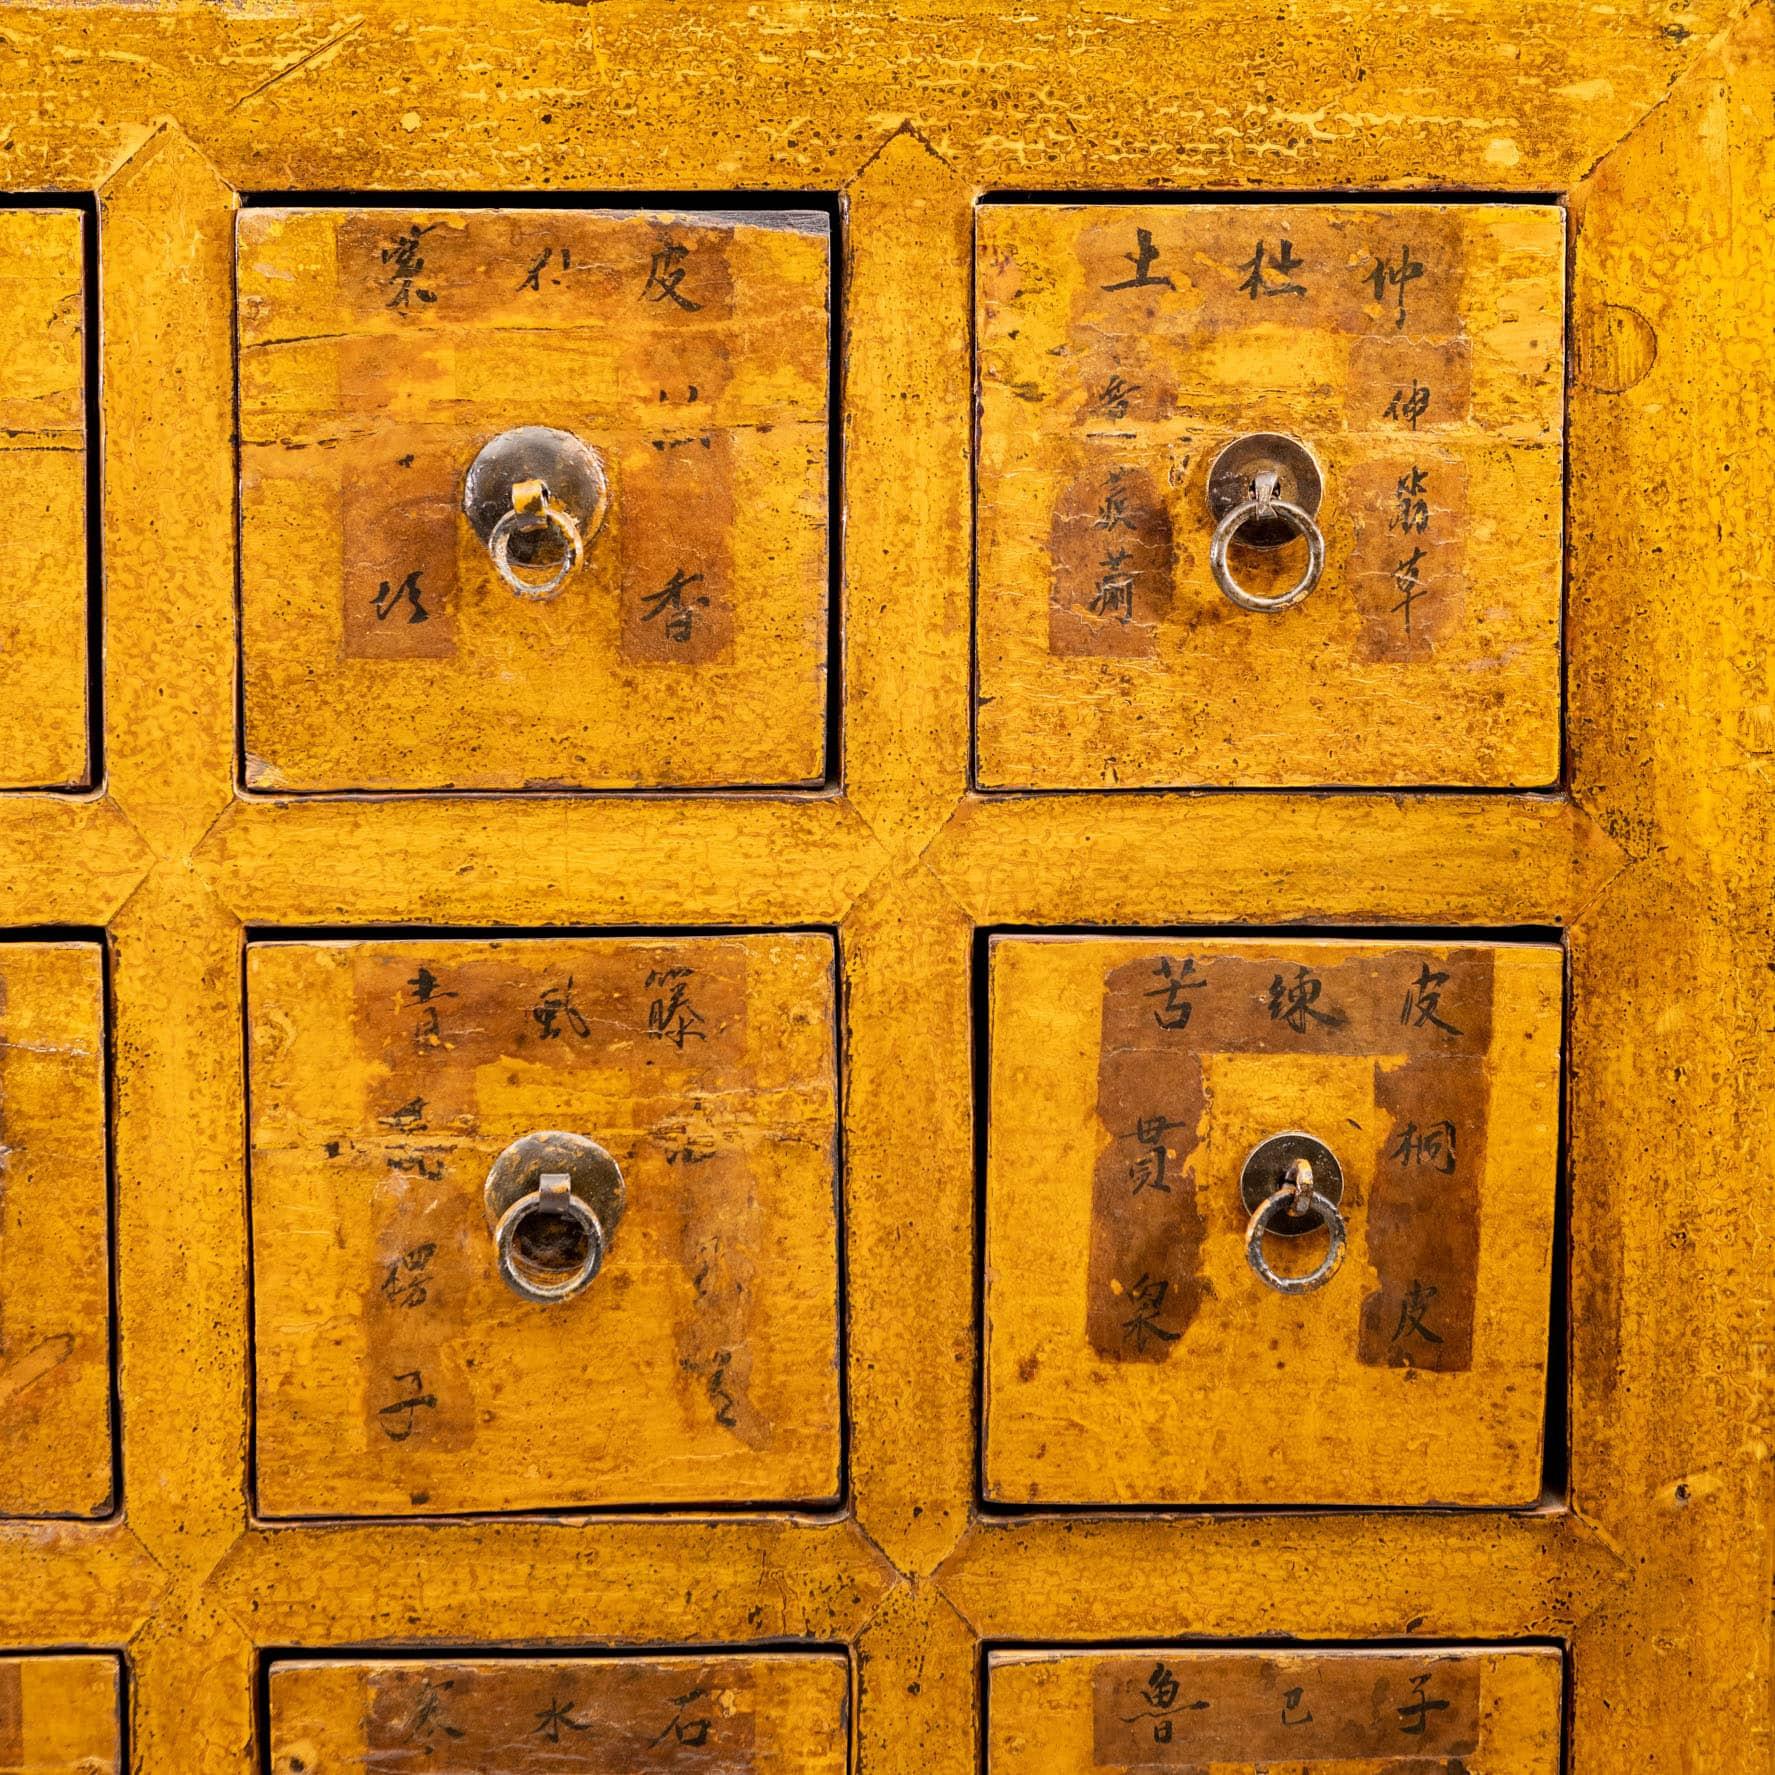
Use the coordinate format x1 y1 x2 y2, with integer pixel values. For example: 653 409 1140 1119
988 1646 1560 1773
984 937 1561 1507
0 209 88 792
268 1653 848 1775
237 206 830 793
0 943 111 1519
976 202 1564 789
248 934 842 1515
0 1653 120 1775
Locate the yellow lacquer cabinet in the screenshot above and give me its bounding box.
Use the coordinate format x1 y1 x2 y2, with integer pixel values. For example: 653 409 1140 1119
0 4 1770 1773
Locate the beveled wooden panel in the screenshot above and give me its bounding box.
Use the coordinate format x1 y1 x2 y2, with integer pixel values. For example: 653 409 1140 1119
236 206 830 792
248 934 842 1517
0 1653 121 1774
988 1646 1561 1772
0 942 111 1519
984 936 1561 1507
975 202 1564 789
267 1653 849 1775
0 209 88 790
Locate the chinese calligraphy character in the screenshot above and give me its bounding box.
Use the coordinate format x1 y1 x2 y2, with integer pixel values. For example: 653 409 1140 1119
377 1370 436 1442
1091 549 1136 621
373 570 429 625
661 1118 718 1165
1392 1279 1445 1347
380 1096 427 1133
1398 1672 1451 1736
1392 544 1429 632
1384 381 1432 429
1122 1273 1181 1352
1118 1661 1203 1744
1098 374 1141 419
1238 237 1306 299
399 1677 465 1751
1095 473 1137 532
406 964 456 1044
1129 1114 1180 1195
1282 1685 1314 1726
1103 227 1175 292
642 238 702 311
1145 954 1205 1030
1368 243 1426 329
532 977 591 1041
1390 1119 1458 1174
534 1696 591 1743
640 566 710 642
382 224 439 309
707 1352 739 1429
517 244 571 291
651 1687 714 1748
1400 961 1461 1033
1391 465 1430 533
381 1242 437 1309
646 967 707 1048
1268 965 1335 1034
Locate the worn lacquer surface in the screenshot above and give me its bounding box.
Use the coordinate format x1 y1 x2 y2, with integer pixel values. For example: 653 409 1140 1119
0 5 1767 1774
248 934 842 1515
0 210 88 790
976 203 1564 788
237 206 830 791
0 943 111 1519
267 1654 849 1775
0 1653 121 1774
985 937 1561 1507
988 1647 1561 1773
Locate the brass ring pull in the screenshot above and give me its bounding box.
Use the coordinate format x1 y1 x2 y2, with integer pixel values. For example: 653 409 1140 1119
464 426 610 604
488 488 584 602
1239 1135 1348 1296
1205 431 1327 614
483 1131 626 1305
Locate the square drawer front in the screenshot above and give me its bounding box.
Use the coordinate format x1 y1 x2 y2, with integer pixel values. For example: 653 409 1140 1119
236 206 831 792
975 202 1565 789
0 209 88 789
0 942 111 1518
984 936 1561 1507
0 1654 121 1772
248 934 841 1516
268 1653 848 1773
989 1646 1561 1772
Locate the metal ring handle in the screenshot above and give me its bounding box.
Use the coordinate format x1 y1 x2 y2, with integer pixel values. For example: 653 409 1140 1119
488 497 585 602
492 1172 606 1303
1209 493 1326 613
1244 1185 1347 1294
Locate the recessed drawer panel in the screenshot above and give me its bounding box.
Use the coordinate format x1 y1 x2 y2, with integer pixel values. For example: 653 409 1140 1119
268 1653 848 1773
248 933 841 1517
237 206 831 792
989 1646 1561 1771
0 942 111 1519
983 936 1561 1507
0 209 88 790
0 1654 121 1772
975 201 1565 789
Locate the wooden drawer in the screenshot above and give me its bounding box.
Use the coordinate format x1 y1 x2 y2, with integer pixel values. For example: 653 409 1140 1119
0 208 88 790
975 201 1565 789
988 1645 1561 1771
267 1652 848 1773
0 942 111 1519
983 935 1561 1507
247 933 842 1517
236 205 831 792
0 1654 121 1773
